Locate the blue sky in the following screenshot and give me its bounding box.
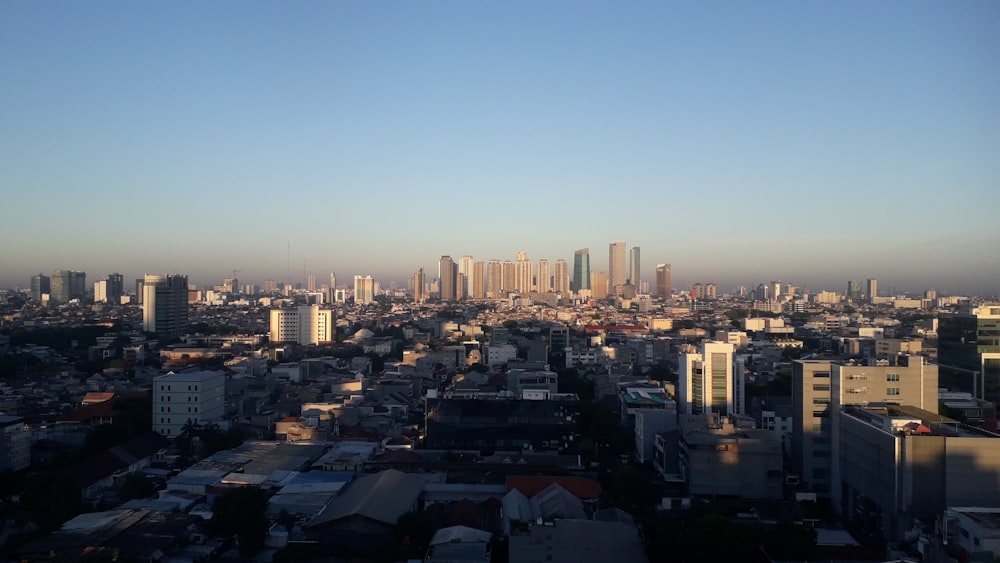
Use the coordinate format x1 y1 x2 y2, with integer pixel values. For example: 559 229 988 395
2 1 998 295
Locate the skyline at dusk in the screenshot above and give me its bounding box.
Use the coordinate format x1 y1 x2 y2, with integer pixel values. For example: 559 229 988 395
2 2 998 295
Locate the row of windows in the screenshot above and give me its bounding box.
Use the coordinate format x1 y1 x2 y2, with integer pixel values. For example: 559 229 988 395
160 406 199 413
887 388 900 396
158 385 202 391
886 373 900 381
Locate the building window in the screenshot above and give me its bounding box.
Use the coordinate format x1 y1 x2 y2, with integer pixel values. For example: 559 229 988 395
886 373 900 382
813 384 830 392
887 388 900 396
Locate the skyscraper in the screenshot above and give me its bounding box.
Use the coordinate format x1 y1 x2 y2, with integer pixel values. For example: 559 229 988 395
515 253 532 293
629 246 640 287
679 341 736 416
472 261 485 299
537 259 551 293
487 260 503 298
591 271 608 300
655 264 671 299
142 274 189 340
867 278 878 302
439 256 457 301
571 248 590 293
307 275 316 292
609 240 626 290
107 273 124 303
30 274 50 301
554 259 570 294
354 275 375 304
413 268 426 303
459 255 474 299
49 270 86 304
847 280 863 302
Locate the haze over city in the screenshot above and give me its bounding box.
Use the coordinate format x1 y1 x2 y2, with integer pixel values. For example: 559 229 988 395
2 2 998 294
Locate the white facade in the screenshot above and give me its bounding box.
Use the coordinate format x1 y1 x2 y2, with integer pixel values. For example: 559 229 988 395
353 275 375 304
152 370 225 438
678 341 735 416
269 304 334 345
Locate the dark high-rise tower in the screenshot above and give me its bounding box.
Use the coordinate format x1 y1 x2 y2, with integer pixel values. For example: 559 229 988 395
571 248 591 293
656 264 671 298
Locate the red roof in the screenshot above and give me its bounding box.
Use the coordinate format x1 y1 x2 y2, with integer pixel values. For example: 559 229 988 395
58 400 122 423
506 475 602 500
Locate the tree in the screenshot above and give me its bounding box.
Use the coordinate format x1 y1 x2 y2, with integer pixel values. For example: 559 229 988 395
18 474 83 531
209 486 268 556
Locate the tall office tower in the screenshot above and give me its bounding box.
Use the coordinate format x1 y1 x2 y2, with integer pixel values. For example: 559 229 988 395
142 274 189 339
413 268 426 303
571 248 591 293
264 279 278 294
792 356 938 498
771 280 783 300
629 246 640 287
30 274 50 301
590 271 608 300
866 278 878 302
152 370 225 438
307 275 316 292
472 261 485 299
439 256 457 301
939 303 1000 406
847 280 863 302
269 304 334 345
554 259 570 294
94 280 108 303
50 270 86 304
459 255 473 298
924 289 937 300
501 261 516 292
536 259 551 293
107 273 124 302
609 240 627 290
678 341 736 416
655 264 671 298
515 253 532 293
705 283 717 299
354 275 375 304
328 273 337 303
487 260 503 298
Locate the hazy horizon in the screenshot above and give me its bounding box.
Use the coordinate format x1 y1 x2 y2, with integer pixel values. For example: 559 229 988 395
2 2 998 297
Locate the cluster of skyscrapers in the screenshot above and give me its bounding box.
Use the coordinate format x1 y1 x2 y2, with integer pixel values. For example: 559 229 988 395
425 242 672 303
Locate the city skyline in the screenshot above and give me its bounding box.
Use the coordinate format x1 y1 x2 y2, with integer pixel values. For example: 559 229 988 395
1 3 998 294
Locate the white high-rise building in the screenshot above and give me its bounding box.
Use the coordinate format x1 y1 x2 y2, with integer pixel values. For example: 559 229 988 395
142 274 189 340
94 280 108 303
537 259 551 293
678 341 736 416
152 370 225 438
354 275 375 304
515 253 532 293
459 255 474 299
269 304 334 345
609 240 627 291
554 259 570 294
